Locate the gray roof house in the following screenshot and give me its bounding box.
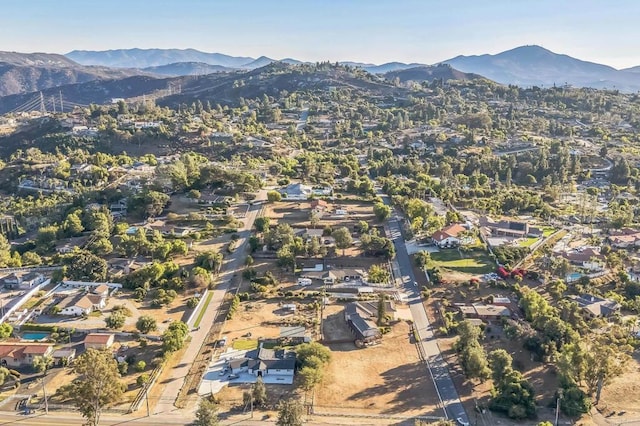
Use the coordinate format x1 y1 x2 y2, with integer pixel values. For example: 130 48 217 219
227 344 296 384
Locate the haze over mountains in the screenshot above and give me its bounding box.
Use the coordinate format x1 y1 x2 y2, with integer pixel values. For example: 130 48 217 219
1 45 640 105
65 46 640 90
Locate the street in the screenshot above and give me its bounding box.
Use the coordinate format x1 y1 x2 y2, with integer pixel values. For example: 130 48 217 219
384 197 469 424
153 193 266 416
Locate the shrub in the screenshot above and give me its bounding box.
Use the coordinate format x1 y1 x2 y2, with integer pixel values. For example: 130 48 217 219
137 373 150 387
135 361 146 372
118 362 129 376
187 297 200 309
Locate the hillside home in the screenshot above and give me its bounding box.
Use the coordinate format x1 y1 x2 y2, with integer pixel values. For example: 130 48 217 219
0 343 53 367
57 292 106 316
608 228 640 249
301 268 367 286
431 223 467 248
1 271 45 290
561 247 605 271
280 183 312 200
571 294 620 318
55 236 89 254
458 304 512 321
479 216 542 238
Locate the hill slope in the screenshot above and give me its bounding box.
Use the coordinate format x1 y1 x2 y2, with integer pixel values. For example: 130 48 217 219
441 45 640 91
66 48 255 68
384 64 485 83
142 62 233 76
0 51 151 97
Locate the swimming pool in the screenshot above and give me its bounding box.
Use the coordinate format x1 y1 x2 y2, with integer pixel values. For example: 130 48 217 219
21 332 50 341
566 272 582 282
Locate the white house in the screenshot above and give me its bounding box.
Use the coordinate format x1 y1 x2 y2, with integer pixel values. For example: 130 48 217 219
57 293 106 316
431 223 467 248
0 344 54 368
1 271 45 290
280 183 312 200
227 346 296 384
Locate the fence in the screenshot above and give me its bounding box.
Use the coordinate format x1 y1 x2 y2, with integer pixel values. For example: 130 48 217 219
128 365 163 413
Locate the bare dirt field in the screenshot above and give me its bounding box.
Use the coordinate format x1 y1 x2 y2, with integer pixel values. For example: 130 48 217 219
595 351 640 422
315 319 443 418
222 297 320 343
264 199 376 229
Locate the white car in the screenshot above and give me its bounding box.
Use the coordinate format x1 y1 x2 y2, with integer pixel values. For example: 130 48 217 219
456 417 469 426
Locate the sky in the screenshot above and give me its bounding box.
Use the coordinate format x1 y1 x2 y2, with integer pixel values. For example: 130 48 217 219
2 0 640 69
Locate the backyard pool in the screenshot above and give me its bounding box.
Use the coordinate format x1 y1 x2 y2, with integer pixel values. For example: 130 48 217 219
21 332 50 341
566 272 582 282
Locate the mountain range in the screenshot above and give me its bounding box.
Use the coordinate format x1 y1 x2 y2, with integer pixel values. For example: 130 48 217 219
1 45 640 108
62 46 640 92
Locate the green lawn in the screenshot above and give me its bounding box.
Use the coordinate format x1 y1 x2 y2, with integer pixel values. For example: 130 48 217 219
542 227 556 237
518 237 540 248
232 339 259 350
429 249 495 275
193 291 214 328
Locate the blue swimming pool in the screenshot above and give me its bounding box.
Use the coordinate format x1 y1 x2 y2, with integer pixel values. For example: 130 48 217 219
21 332 49 341
567 272 582 282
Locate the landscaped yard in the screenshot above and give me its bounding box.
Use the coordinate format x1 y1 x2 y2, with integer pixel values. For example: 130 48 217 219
542 227 556 237
429 249 495 275
232 339 259 350
518 237 540 248
193 291 214 328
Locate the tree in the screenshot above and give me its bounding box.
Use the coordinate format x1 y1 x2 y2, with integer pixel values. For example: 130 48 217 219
62 250 108 282
254 217 271 233
333 227 352 256
162 321 189 352
299 365 324 391
455 321 490 381
276 398 304 426
195 251 224 273
295 342 331 365
62 349 124 426
252 377 267 407
194 398 220 426
267 190 282 202
373 202 391 222
136 315 157 334
0 323 12 338
415 250 431 269
105 312 126 329
368 264 390 284
547 279 567 299
33 354 53 374
377 293 387 326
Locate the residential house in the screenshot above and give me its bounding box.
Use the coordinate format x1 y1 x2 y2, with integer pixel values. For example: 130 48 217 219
561 247 605 271
0 343 53 367
608 228 640 249
344 302 382 344
280 183 312 200
301 268 367 286
310 199 329 216
55 236 89 254
458 304 512 321
571 294 620 318
431 223 467 248
227 345 296 384
52 348 76 366
479 216 542 238
2 272 45 290
350 300 397 321
83 333 115 350
57 292 106 316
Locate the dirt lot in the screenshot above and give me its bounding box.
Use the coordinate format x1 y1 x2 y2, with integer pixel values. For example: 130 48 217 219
264 200 376 229
595 351 640 422
315 318 442 417
222 297 321 343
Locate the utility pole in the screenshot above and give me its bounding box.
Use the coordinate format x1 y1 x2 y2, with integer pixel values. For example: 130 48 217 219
51 97 56 113
39 92 46 113
59 91 63 112
42 368 49 414
145 387 150 417
554 389 562 426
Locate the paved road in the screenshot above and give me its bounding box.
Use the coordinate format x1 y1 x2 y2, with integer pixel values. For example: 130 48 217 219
154 194 265 416
384 201 469 424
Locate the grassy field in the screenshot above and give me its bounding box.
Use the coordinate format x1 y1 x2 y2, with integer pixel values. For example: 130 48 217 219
232 339 259 350
429 249 495 275
542 227 556 237
193 291 214 328
519 237 540 248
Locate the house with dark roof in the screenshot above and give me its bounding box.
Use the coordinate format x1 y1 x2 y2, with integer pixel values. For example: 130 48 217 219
1 271 45 290
301 268 367 286
344 302 382 345
458 304 511 321
571 294 620 318
227 344 296 384
561 247 605 271
479 216 542 238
